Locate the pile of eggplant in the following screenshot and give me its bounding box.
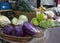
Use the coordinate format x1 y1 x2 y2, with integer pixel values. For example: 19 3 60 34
0 15 40 37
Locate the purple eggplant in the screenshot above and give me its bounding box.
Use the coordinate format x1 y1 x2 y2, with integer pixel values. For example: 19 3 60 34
23 22 38 35
12 25 24 37
2 24 13 35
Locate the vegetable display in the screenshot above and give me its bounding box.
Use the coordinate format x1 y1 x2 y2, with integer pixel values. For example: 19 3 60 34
31 12 55 29
39 20 55 29
0 10 56 37
0 14 40 37
12 15 28 25
16 15 28 25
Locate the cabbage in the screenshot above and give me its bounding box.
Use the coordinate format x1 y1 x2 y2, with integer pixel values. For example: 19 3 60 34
19 15 28 21
36 12 44 21
39 19 55 29
19 15 28 22
12 17 18 25
11 15 28 25
39 20 48 29
31 18 39 26
0 15 11 27
16 19 25 25
16 15 28 25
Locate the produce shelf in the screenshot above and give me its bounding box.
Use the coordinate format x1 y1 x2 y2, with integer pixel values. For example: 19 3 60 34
0 9 11 12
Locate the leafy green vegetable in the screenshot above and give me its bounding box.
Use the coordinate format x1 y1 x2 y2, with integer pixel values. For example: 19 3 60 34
36 12 44 21
12 17 18 25
47 19 55 27
31 18 38 26
19 15 28 21
39 20 47 29
39 19 55 29
0 15 11 27
17 15 28 25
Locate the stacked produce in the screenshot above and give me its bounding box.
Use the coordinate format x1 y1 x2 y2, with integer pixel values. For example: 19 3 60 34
31 12 56 29
0 14 40 37
0 5 57 37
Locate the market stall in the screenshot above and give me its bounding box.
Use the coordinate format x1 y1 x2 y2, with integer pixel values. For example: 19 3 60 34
0 0 59 43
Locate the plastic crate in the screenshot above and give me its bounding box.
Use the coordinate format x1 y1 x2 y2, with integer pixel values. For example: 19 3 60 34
0 2 11 10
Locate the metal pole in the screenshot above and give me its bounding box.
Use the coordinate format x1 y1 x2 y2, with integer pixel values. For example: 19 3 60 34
37 0 40 8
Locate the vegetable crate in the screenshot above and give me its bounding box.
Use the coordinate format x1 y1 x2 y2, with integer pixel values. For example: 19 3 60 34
13 11 36 21
0 10 44 42
0 11 36 42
